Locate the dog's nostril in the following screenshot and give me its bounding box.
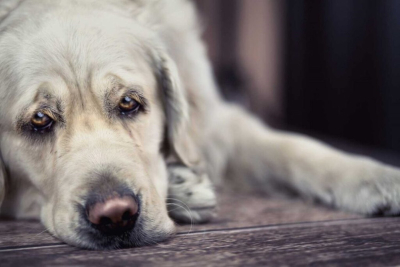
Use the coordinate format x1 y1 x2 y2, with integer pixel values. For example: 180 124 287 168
122 210 134 221
87 195 139 234
99 216 113 225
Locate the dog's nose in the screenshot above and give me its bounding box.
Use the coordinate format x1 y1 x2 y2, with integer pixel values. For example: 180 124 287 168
87 195 139 234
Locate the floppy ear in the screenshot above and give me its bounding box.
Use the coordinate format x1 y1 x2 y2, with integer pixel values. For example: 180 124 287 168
0 151 6 207
0 0 22 24
0 0 18 205
151 48 200 167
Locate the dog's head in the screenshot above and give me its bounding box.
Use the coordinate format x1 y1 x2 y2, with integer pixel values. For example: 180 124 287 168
0 0 194 249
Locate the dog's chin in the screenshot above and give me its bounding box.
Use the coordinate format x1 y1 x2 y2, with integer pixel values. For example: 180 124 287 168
67 217 175 250
79 223 174 250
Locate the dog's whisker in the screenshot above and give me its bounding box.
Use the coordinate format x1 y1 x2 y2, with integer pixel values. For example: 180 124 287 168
166 197 213 243
165 198 194 235
34 228 49 238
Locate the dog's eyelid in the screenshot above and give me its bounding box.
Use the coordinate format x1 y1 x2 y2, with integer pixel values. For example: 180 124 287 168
34 105 63 121
125 90 148 107
108 83 148 104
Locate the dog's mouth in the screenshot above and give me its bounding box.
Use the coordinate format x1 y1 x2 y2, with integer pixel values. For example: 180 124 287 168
75 215 173 250
74 205 174 250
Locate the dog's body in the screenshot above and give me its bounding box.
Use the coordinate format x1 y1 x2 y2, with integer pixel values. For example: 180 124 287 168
1 0 400 249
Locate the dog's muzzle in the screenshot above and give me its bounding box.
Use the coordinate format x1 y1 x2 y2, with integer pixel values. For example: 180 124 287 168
75 184 150 249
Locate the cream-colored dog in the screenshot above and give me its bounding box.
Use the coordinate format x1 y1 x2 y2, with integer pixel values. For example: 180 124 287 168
1 0 400 249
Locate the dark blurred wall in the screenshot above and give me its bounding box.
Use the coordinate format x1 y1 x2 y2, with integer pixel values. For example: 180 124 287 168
194 0 400 153
285 0 400 152
194 0 284 125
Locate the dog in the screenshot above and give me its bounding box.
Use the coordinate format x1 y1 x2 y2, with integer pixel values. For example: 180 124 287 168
1 0 400 250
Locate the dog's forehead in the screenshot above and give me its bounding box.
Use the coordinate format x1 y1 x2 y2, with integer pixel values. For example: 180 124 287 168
6 11 150 77
0 5 158 115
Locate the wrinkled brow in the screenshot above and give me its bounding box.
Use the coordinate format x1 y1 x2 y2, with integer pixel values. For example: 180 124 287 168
105 75 147 103
111 82 145 96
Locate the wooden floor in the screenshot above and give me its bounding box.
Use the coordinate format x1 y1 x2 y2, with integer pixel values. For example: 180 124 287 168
2 138 400 266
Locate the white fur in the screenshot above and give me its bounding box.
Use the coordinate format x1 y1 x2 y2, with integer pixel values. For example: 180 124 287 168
1 0 400 249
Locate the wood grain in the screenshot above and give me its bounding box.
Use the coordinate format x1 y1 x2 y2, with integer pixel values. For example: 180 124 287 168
2 218 400 266
0 192 360 249
0 220 60 249
176 192 360 232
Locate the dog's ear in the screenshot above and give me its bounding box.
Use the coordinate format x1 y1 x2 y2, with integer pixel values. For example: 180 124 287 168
150 48 200 166
0 152 6 207
0 0 19 205
0 0 22 24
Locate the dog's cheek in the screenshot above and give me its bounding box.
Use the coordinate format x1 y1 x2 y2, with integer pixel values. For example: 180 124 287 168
151 154 169 200
40 201 56 235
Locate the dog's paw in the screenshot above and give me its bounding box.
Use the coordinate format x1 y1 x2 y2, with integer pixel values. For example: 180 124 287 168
332 162 400 216
167 165 217 224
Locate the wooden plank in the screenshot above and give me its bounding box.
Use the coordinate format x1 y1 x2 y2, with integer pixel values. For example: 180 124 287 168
0 192 360 248
0 220 61 249
176 192 360 232
1 217 400 266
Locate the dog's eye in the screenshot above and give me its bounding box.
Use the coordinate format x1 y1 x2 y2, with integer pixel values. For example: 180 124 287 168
31 111 53 132
119 96 140 114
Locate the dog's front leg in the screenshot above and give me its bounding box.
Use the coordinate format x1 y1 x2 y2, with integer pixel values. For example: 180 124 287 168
167 164 217 224
221 105 400 216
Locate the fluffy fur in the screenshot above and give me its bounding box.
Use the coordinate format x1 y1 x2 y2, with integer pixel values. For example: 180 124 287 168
1 0 400 249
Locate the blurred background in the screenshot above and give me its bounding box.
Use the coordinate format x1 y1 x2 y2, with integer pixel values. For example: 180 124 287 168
194 0 400 154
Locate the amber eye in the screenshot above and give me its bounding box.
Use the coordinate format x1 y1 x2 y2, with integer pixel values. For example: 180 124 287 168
31 111 53 131
119 96 140 114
